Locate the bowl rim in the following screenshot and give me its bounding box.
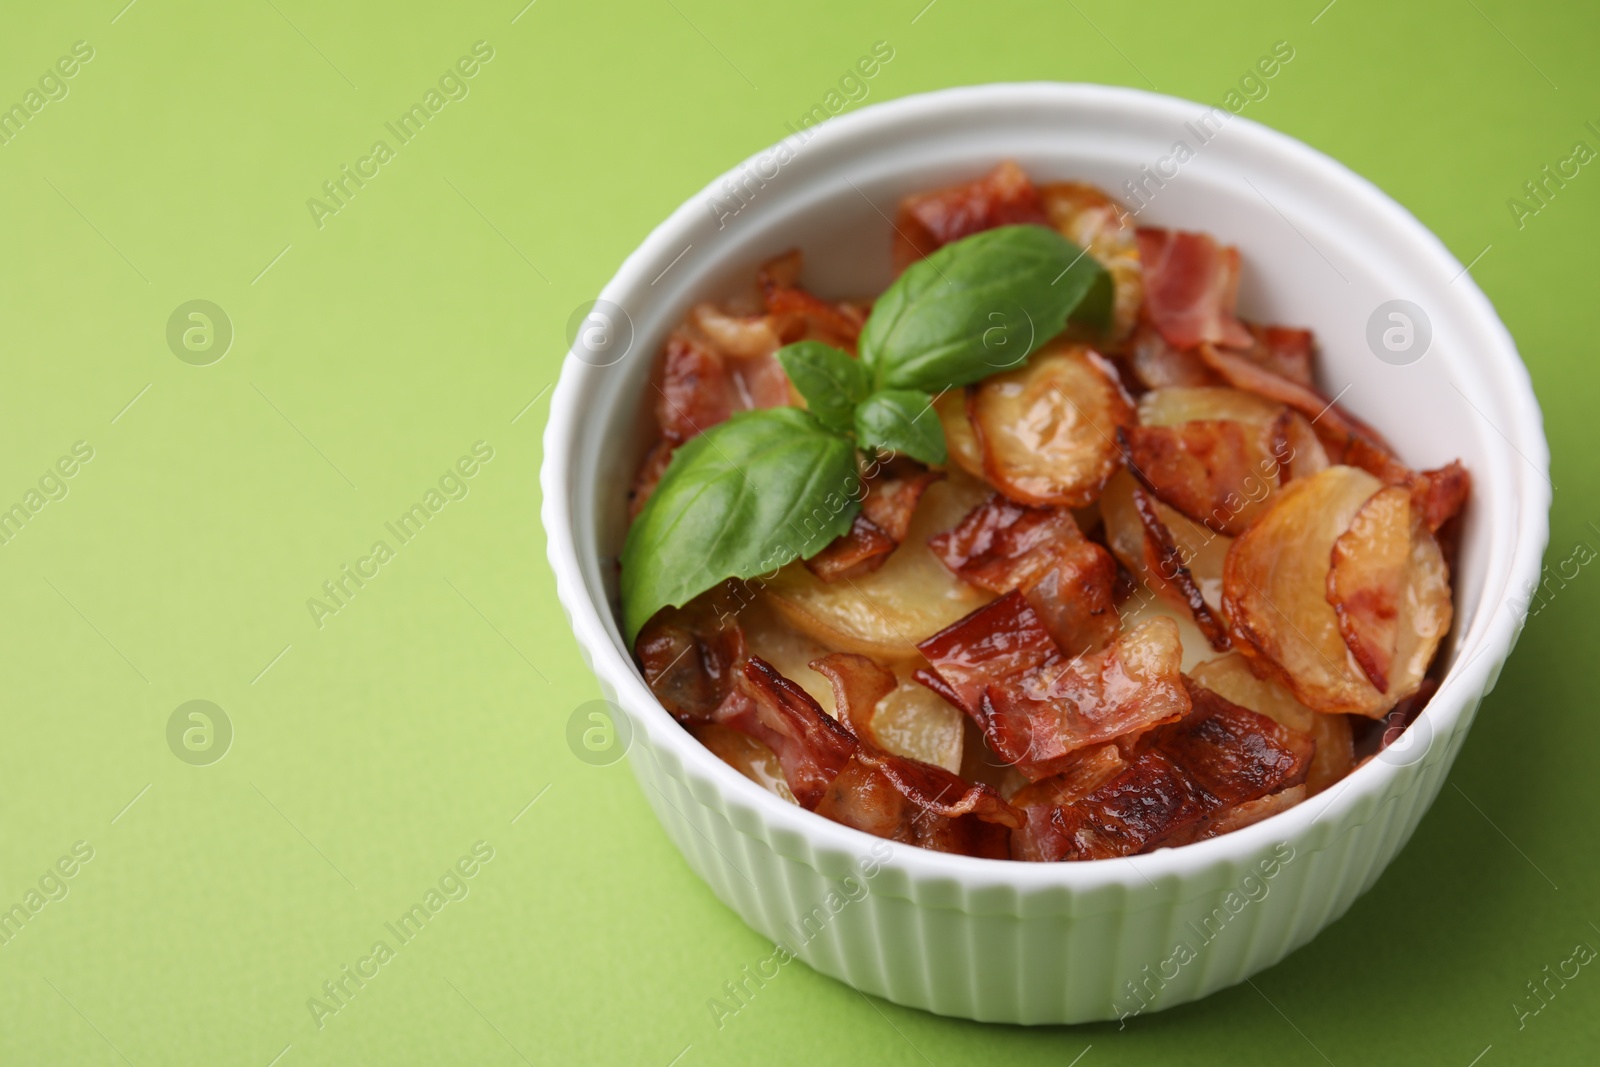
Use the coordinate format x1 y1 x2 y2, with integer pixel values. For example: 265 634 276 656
541 81 1551 892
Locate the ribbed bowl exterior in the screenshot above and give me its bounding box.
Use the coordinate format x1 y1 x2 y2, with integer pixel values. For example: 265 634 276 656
568 637 1497 1024
541 84 1548 1025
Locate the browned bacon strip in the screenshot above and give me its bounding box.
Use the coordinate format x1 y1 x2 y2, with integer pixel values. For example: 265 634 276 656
636 600 746 723
804 460 943 582
715 657 856 809
930 494 1119 656
1011 680 1312 860
891 161 1050 273
1197 342 1396 458
1127 482 1231 651
1120 420 1264 538
804 653 1023 857
1135 229 1254 351
1241 323 1315 389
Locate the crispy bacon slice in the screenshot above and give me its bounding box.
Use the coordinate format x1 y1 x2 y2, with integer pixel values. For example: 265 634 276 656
891 161 1050 273
929 493 1121 656
804 460 944 582
1160 680 1314 808
1135 229 1254 351
1197 342 1395 458
656 331 736 443
913 591 1058 717
1012 681 1312 860
1343 436 1470 535
715 657 856 809
969 615 1190 780
636 599 746 723
807 653 1022 856
1128 483 1230 651
757 249 866 349
803 514 898 583
1016 750 1205 861
931 494 1081 591
1327 486 1412 692
1127 321 1222 390
1240 324 1315 389
1120 420 1269 537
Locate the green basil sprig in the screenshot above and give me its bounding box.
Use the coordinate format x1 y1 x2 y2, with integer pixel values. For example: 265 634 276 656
620 224 1109 640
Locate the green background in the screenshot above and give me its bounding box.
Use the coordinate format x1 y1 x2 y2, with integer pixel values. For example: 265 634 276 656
0 0 1594 1064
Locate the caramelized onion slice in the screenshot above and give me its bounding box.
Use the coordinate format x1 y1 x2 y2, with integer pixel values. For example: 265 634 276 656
970 343 1134 508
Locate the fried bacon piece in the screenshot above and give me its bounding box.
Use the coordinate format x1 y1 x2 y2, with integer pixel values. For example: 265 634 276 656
757 249 866 350
636 599 746 723
1119 420 1272 537
804 460 944 582
1240 324 1316 389
1017 750 1204 861
1135 229 1254 351
715 657 857 808
891 161 1050 273
1126 482 1230 651
803 514 898 582
1012 681 1312 860
656 331 736 444
1126 321 1222 390
930 493 1119 656
1197 342 1396 459
804 654 1022 856
916 592 1190 780
1342 436 1470 535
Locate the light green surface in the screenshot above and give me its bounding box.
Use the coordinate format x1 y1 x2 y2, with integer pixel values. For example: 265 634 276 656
0 1 1594 1064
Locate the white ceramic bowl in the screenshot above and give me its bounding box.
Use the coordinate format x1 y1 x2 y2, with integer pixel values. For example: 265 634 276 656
541 84 1549 1024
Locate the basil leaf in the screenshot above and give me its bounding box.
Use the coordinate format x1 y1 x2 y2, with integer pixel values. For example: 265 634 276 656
859 225 1111 393
775 341 867 434
620 408 861 641
853 389 947 466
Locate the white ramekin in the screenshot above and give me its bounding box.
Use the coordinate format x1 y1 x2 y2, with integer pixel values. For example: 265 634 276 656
541 84 1549 1024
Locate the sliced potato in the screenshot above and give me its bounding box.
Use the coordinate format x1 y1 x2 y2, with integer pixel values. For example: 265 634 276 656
870 679 965 773
1305 713 1355 795
1327 486 1412 692
1116 582 1215 674
934 389 985 479
1102 469 1231 618
1038 181 1142 342
765 470 995 660
1189 652 1315 734
742 597 965 771
1223 465 1449 717
1137 385 1283 430
970 343 1133 507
